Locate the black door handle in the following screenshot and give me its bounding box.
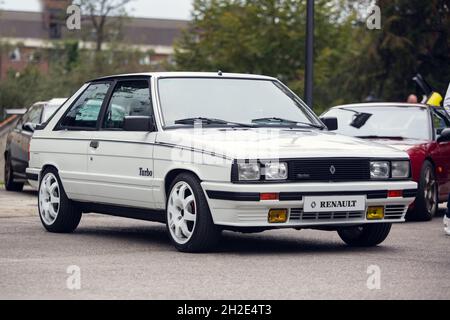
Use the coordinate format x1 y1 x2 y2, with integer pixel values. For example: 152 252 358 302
90 140 99 149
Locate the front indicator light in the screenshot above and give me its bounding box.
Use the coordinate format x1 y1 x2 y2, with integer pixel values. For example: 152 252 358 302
260 193 279 201
388 190 403 198
367 206 384 220
268 209 288 223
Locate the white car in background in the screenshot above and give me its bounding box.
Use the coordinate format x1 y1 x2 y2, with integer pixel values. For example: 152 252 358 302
27 72 417 252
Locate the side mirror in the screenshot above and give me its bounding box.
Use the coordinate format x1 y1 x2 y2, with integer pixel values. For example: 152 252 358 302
123 116 155 132
437 128 450 143
320 117 338 131
22 122 36 132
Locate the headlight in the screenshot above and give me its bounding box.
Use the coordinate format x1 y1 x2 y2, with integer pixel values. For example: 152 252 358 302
370 161 390 179
237 163 260 181
391 161 410 178
264 162 288 180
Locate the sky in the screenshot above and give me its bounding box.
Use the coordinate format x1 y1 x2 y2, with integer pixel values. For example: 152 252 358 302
0 0 193 20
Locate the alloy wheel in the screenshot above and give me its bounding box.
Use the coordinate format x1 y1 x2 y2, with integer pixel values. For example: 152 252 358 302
423 167 437 214
167 181 197 244
39 173 61 225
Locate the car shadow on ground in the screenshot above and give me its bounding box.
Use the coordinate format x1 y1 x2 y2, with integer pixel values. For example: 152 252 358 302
73 222 399 255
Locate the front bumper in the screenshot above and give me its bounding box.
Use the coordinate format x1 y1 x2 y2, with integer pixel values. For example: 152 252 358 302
202 180 417 228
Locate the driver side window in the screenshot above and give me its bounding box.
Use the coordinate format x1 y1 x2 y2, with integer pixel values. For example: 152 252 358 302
59 82 111 130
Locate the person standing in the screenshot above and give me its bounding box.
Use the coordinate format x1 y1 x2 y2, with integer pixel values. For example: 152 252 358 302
444 83 450 115
444 83 450 235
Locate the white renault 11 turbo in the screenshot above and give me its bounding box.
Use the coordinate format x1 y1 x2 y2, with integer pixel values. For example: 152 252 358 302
27 72 417 252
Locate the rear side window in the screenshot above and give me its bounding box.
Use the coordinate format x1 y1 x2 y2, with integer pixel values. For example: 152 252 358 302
59 83 110 129
27 106 43 124
103 80 152 129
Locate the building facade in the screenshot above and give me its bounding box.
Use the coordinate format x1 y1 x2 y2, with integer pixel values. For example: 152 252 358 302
0 1 188 79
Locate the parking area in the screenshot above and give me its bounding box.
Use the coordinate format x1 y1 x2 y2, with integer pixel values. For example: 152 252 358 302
0 186 448 299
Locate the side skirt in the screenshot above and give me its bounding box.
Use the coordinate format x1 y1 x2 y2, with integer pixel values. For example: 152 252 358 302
74 201 166 224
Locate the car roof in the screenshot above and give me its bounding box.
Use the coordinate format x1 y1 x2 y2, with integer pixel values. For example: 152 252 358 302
331 102 428 109
91 72 277 82
46 98 67 106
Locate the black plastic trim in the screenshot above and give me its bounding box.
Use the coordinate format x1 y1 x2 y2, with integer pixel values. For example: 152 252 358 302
75 201 166 223
205 191 260 201
403 189 418 198
26 173 39 181
206 189 393 201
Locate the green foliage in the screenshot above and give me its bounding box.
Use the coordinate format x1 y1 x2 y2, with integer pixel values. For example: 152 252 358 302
348 0 450 101
174 0 450 113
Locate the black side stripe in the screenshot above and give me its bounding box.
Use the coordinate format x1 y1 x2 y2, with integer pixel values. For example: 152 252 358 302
31 137 231 160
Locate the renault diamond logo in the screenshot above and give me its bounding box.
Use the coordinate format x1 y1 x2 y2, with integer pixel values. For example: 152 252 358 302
329 165 336 175
311 201 317 208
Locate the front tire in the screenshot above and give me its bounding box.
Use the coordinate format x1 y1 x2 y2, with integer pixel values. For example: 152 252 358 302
4 154 24 192
166 173 221 252
38 168 81 233
337 223 392 247
407 160 437 221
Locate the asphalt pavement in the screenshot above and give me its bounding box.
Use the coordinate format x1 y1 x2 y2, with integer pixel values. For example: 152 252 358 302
0 187 449 300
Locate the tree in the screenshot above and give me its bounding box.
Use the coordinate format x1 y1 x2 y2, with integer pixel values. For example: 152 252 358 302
75 0 132 51
342 0 450 101
174 0 361 110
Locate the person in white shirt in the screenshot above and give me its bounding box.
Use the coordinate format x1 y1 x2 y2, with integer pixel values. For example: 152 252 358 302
444 83 450 115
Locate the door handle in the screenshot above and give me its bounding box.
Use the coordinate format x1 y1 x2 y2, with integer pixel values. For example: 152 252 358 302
90 140 99 149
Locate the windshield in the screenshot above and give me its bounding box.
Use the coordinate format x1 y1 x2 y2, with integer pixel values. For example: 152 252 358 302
158 78 319 127
323 106 431 140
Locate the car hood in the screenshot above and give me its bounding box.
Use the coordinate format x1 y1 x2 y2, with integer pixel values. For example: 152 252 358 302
363 138 428 152
157 128 409 160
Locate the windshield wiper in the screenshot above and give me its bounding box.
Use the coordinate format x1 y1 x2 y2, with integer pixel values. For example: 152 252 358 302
251 117 324 129
174 117 253 127
356 135 404 140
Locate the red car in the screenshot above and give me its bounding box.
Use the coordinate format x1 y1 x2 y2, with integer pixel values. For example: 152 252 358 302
322 103 450 221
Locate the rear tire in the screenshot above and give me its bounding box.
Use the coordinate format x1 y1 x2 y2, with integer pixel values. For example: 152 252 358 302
337 223 392 247
38 168 81 233
4 154 24 192
407 160 437 221
166 173 221 252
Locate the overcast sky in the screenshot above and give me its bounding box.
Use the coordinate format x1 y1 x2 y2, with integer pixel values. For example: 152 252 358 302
0 0 193 20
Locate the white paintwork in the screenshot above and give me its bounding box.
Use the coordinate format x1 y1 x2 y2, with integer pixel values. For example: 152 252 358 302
27 72 417 229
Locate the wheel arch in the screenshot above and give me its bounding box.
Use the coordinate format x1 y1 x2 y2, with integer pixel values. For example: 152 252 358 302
164 168 202 196
40 163 61 178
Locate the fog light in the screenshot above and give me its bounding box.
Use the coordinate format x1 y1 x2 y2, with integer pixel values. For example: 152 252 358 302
268 209 288 223
367 206 384 220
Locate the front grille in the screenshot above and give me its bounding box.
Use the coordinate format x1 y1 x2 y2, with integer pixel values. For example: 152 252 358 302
290 208 364 222
384 205 406 220
288 158 370 182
